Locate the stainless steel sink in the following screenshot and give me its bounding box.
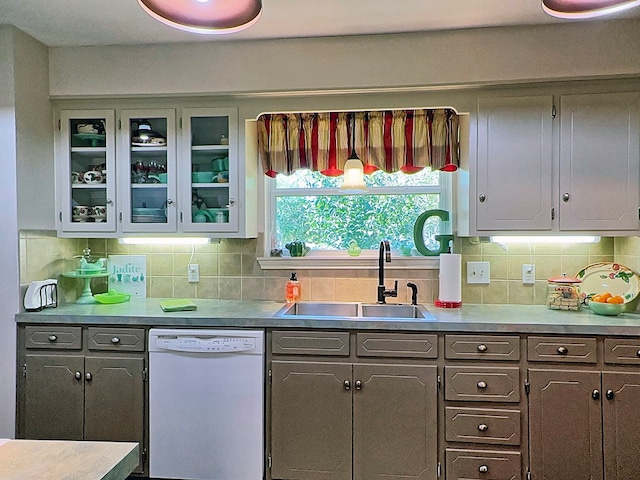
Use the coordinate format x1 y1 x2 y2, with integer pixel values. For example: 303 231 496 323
275 302 359 317
274 301 433 320
360 303 429 319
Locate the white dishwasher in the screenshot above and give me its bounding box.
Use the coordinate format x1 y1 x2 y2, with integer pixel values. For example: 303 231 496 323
149 328 264 480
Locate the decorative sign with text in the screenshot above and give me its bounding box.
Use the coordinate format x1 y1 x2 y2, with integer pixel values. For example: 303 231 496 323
107 255 147 297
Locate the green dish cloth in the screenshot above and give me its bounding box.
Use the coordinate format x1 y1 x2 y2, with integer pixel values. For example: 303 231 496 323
160 299 198 312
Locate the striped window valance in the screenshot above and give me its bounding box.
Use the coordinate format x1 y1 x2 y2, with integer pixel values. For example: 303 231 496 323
257 108 459 177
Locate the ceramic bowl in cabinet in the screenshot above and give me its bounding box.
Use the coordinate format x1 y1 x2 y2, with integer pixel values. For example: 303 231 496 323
192 171 214 183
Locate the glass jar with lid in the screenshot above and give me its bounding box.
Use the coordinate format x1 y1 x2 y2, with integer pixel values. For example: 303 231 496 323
547 274 582 311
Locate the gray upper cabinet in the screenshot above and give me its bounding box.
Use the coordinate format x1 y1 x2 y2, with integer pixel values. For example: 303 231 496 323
476 95 554 232
558 92 640 231
472 91 640 235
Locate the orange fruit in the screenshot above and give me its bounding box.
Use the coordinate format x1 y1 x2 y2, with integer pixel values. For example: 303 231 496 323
600 292 612 302
606 295 624 304
592 295 603 303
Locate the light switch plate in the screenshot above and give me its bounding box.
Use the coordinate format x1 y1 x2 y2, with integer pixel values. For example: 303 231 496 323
467 261 490 284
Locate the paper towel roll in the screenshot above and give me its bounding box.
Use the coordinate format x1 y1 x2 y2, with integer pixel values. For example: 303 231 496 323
438 253 462 304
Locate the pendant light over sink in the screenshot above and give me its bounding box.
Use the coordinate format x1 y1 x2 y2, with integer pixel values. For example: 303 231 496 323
340 113 368 192
542 0 640 18
138 0 262 35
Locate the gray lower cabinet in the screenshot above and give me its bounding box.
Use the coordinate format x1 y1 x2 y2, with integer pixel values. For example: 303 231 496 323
269 331 438 480
528 369 640 480
17 325 147 475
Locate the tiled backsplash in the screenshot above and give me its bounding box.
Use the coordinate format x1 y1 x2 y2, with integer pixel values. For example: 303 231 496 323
20 231 620 306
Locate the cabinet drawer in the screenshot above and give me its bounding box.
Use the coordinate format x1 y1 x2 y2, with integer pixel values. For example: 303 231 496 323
86 328 146 352
356 332 437 359
24 326 82 350
528 336 597 363
445 407 521 446
445 335 520 361
445 366 520 403
446 448 521 480
604 338 640 364
271 331 350 356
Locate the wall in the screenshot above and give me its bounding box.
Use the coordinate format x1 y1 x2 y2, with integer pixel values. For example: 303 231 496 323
48 18 640 98
0 25 19 439
21 233 619 306
0 26 49 439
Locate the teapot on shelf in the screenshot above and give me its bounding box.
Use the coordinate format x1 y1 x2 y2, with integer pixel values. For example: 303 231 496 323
285 240 311 257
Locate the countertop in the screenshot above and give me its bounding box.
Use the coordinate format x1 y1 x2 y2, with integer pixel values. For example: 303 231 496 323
15 299 640 335
0 439 138 480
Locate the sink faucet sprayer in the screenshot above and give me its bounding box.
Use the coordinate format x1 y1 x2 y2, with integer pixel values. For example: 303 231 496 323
377 240 398 304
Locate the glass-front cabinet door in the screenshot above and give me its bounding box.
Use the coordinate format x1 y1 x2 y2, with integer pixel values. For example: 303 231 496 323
119 109 177 233
57 110 117 233
181 107 239 233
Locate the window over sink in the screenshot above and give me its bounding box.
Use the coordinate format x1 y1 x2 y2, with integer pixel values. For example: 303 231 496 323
256 108 459 264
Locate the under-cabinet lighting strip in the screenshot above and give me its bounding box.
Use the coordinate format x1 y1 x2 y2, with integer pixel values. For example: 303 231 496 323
119 237 211 245
490 235 601 244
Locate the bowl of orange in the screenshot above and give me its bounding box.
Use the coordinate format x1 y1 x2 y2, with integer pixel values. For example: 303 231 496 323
589 292 625 316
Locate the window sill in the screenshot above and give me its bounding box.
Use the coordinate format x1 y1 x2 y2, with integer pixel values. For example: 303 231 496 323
257 255 440 270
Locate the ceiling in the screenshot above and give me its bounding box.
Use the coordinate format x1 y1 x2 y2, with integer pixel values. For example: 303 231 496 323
1 0 639 48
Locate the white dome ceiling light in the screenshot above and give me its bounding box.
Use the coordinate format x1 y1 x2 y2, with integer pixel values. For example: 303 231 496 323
542 0 640 18
138 0 262 34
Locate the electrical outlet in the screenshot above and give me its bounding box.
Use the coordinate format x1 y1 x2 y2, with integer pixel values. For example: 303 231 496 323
522 264 535 284
466 261 490 284
188 264 199 283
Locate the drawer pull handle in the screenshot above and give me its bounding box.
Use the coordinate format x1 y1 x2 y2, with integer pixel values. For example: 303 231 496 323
557 346 568 355
344 380 351 391
111 337 120 344
636 349 640 358
48 335 58 342
479 465 489 473
355 380 363 390
478 423 489 432
477 344 488 352
75 371 82 380
477 381 487 389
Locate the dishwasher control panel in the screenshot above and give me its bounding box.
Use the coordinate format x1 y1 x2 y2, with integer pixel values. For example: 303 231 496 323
155 335 257 353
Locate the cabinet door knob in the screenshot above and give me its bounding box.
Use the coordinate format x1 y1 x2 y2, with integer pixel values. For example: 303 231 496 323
477 381 487 389
478 423 489 432
85 372 92 382
636 349 640 358
48 335 57 342
106 198 113 206
557 346 568 355
343 380 350 391
479 194 486 203
606 389 614 400
111 337 120 344
166 199 174 205
477 344 488 352
75 371 82 380
592 389 600 400
563 192 570 202
479 465 489 473
355 380 363 390
226 198 236 208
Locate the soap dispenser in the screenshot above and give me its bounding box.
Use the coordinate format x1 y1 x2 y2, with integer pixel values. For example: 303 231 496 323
286 273 301 303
